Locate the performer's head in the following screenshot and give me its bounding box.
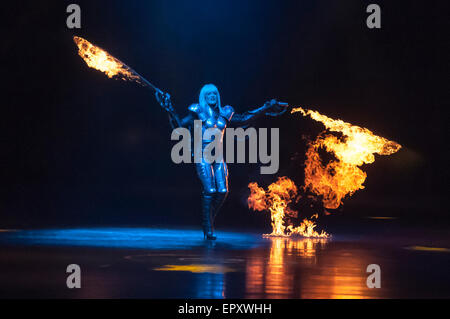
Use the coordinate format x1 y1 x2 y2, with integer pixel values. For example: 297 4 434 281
199 84 221 111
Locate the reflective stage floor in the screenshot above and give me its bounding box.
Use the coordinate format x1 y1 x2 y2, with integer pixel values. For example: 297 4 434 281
0 227 449 298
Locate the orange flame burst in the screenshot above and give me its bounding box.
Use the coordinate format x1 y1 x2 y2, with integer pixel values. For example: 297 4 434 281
248 177 330 238
73 36 141 83
291 107 402 209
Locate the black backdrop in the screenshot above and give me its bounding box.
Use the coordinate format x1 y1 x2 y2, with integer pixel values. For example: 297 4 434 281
2 0 448 231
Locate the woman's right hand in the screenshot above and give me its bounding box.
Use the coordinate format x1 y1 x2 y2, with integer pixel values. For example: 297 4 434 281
155 91 173 112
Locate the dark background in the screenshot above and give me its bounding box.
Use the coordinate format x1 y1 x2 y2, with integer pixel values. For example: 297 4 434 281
2 1 448 232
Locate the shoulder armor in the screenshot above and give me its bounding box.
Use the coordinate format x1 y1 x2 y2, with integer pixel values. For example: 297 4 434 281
188 103 200 113
221 105 235 121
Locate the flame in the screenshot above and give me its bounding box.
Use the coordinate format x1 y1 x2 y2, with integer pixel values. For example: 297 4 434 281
248 177 329 238
73 36 141 83
292 107 401 209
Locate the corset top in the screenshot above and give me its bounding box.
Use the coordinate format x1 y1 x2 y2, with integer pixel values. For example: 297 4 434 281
188 104 234 132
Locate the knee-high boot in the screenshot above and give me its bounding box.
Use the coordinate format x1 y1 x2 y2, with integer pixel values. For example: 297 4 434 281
212 192 228 226
201 192 216 240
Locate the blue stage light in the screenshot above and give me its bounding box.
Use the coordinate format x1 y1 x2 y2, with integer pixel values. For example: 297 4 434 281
0 228 264 250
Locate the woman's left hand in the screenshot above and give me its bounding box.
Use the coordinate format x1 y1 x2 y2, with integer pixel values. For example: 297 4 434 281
264 99 289 116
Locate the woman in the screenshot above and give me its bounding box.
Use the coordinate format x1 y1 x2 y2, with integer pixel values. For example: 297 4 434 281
156 84 287 240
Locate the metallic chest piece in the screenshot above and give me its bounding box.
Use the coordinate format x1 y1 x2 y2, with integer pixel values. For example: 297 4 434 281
205 115 227 130
189 104 229 130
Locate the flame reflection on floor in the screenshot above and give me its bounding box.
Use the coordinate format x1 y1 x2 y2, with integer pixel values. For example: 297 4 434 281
405 246 450 253
153 264 237 274
245 237 382 299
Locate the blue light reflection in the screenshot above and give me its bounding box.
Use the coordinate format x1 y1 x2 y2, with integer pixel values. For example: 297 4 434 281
0 228 263 250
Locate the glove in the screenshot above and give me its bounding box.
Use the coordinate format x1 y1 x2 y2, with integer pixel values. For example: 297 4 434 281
265 99 289 117
155 91 173 112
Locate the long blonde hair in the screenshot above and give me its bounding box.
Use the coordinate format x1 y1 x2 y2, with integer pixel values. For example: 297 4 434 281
199 84 222 113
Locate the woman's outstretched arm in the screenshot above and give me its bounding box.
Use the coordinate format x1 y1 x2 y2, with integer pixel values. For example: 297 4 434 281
230 99 288 127
155 91 194 129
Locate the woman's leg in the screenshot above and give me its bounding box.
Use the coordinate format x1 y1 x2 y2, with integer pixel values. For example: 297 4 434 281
212 162 229 224
195 162 217 239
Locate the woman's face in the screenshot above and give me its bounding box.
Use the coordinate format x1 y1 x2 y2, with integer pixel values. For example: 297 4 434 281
205 91 218 107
